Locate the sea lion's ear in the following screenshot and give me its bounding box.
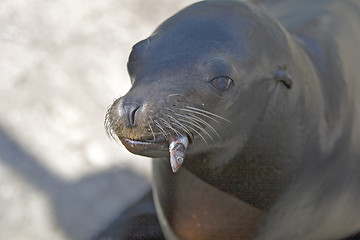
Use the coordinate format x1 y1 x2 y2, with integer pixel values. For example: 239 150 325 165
274 67 293 89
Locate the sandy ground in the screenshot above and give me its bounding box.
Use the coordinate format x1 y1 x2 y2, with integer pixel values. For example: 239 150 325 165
0 0 197 239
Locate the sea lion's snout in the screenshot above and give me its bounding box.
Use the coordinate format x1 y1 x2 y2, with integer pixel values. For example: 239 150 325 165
105 93 193 172
105 90 230 172
105 93 195 172
104 96 166 156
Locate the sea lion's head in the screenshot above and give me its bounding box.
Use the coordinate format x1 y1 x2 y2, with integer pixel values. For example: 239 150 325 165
105 1 294 172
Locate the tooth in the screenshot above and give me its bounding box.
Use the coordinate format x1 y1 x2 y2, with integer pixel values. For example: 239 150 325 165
169 135 189 173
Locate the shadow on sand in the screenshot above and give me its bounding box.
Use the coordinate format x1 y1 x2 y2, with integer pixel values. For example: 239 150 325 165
0 127 162 240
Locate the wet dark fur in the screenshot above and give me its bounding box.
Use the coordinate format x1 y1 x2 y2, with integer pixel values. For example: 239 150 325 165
105 0 360 239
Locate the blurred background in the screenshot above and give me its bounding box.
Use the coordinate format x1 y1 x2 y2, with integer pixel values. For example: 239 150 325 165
0 0 196 239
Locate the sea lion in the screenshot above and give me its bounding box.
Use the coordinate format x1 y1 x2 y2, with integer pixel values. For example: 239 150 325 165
105 0 360 239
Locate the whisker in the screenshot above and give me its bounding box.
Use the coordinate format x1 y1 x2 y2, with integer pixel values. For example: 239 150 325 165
108 126 121 143
175 114 203 131
168 93 189 100
104 110 121 143
164 113 193 139
177 117 213 142
178 120 208 144
185 113 221 139
183 105 232 123
147 118 156 141
172 111 215 141
180 108 220 123
152 117 168 140
174 112 213 140
159 117 181 136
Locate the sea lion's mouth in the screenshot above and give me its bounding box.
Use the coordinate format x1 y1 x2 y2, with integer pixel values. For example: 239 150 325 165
121 137 168 150
119 134 189 173
119 136 169 158
123 135 168 145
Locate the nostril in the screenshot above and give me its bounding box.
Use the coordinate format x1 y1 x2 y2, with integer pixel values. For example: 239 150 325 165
130 105 140 126
123 103 141 127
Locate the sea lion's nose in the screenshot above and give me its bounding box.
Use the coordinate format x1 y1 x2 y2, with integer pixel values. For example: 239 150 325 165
123 102 141 127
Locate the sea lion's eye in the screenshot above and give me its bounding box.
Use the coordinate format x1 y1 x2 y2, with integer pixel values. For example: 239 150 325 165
209 76 233 92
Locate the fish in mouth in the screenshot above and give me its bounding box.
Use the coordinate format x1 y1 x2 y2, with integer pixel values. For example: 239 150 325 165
119 133 188 173
168 134 188 172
